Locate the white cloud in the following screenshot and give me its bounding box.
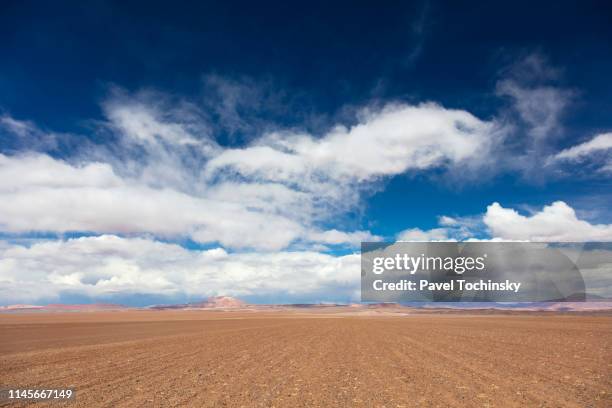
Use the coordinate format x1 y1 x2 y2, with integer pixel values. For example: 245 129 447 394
397 213 483 242
102 89 214 148
0 235 360 304
399 201 612 243
551 133 612 173
600 162 612 173
0 153 121 190
396 227 451 241
0 157 289 250
307 229 379 246
438 215 459 226
207 103 496 183
0 96 500 251
0 115 60 152
484 201 612 241
554 133 612 160
0 153 374 250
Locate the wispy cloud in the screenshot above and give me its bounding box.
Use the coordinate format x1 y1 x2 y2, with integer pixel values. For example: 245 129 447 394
550 132 612 173
403 0 431 66
499 55 573 136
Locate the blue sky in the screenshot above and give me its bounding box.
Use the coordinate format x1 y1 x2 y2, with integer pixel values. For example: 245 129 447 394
0 1 611 306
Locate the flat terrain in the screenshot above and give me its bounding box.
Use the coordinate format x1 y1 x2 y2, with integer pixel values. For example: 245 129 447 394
1 311 610 407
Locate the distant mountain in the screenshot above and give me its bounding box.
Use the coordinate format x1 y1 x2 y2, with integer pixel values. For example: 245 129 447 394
149 296 247 310
2 298 610 313
192 296 247 308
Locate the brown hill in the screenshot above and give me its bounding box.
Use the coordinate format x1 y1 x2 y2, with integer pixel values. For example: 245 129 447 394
193 296 247 309
149 296 248 310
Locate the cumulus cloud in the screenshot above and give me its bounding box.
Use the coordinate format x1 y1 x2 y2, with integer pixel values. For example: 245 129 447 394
484 201 612 241
397 213 484 242
396 227 451 241
400 201 612 243
0 235 360 304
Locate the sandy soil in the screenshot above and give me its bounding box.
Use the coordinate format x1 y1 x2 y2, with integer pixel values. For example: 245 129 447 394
1 311 610 407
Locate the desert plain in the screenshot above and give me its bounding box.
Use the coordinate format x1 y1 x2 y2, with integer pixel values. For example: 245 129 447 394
0 308 610 407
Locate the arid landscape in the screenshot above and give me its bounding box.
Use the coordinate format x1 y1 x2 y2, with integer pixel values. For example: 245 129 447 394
1 302 610 407
2 2 612 407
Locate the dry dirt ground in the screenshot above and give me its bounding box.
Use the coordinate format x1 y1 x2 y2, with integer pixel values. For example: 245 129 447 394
0 311 610 407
